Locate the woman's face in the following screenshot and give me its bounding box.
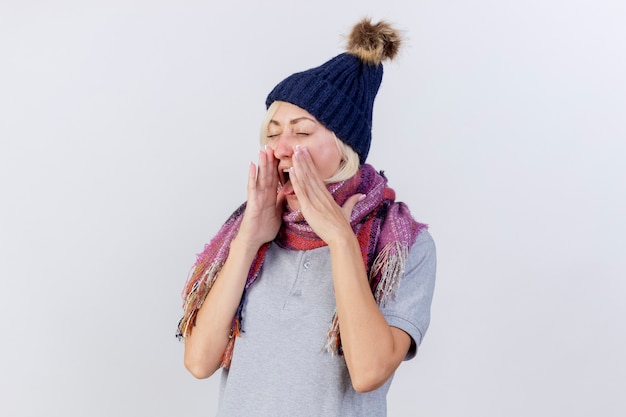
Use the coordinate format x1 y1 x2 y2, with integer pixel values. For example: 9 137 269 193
266 101 343 210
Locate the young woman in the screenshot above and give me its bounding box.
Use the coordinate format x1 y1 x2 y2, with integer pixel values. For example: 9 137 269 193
177 18 436 417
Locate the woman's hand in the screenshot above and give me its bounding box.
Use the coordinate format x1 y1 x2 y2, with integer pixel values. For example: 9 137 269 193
289 145 363 245
236 146 284 249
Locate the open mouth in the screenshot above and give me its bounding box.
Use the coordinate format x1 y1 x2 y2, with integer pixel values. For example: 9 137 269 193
279 167 295 195
281 168 290 185
279 167 291 186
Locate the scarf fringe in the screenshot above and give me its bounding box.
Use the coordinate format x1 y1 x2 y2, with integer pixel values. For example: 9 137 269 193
176 261 223 340
324 314 341 355
370 241 410 307
177 260 240 369
221 319 240 368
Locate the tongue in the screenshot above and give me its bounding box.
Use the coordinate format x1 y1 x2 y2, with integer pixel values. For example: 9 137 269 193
282 181 295 196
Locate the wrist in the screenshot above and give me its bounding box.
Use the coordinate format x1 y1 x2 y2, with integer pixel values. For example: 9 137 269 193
327 229 358 251
230 235 265 258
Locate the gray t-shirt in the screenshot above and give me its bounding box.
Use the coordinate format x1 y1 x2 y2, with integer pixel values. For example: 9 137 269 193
217 230 436 417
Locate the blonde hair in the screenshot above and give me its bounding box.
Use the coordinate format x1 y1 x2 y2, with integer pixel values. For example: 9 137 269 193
260 101 360 183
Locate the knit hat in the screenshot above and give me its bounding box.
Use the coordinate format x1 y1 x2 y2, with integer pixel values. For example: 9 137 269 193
265 18 402 164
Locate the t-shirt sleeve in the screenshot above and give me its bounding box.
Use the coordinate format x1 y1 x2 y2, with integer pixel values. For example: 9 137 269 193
379 229 437 360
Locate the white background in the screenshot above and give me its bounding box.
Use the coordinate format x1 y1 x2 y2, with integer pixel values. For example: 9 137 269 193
1 1 625 416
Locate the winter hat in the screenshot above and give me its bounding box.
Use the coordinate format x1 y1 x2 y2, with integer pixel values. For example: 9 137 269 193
265 18 402 164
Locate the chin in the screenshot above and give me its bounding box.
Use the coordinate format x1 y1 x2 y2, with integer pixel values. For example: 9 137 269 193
286 196 300 211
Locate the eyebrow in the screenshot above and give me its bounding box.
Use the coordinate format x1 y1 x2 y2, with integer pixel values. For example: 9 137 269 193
269 117 317 127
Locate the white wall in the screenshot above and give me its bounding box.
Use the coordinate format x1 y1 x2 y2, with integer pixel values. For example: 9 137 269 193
1 1 624 416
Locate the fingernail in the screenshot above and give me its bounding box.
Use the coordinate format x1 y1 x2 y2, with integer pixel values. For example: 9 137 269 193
358 194 366 201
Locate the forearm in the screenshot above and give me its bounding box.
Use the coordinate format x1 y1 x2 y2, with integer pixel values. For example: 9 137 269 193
183 236 260 378
329 234 409 392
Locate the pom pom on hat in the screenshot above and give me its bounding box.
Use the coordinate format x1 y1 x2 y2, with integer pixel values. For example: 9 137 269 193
347 18 402 65
265 18 402 164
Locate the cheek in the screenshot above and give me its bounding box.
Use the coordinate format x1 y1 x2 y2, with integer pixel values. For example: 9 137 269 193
311 146 342 176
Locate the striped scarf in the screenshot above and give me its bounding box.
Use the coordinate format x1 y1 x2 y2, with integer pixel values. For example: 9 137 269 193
176 164 426 368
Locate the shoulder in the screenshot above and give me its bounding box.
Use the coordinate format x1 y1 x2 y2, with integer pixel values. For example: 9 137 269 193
406 228 436 270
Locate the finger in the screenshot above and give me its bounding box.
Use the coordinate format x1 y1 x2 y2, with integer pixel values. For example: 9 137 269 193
265 146 279 189
247 161 257 195
265 144 276 162
289 165 305 199
293 146 322 184
257 148 268 187
258 146 279 191
342 194 366 220
293 146 333 205
290 161 315 205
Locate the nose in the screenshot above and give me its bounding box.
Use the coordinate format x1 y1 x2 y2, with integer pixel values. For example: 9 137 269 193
271 133 295 159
